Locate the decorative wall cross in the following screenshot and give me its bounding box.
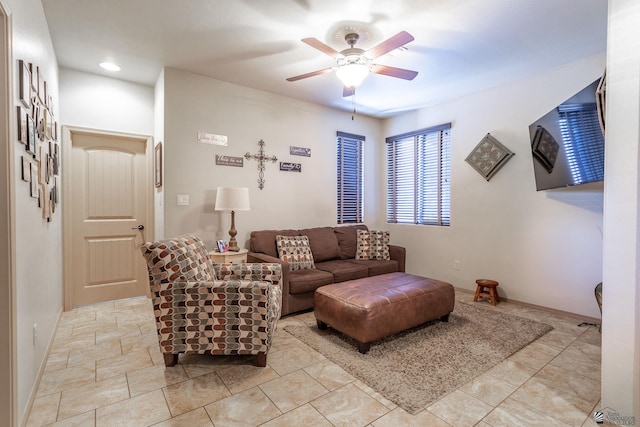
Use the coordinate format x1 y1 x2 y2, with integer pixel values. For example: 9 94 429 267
245 139 277 190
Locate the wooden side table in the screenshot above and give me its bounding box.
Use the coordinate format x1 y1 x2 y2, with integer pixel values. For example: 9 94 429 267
209 248 248 264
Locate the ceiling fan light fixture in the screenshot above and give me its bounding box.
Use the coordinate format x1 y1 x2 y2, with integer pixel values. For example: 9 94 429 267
336 62 369 88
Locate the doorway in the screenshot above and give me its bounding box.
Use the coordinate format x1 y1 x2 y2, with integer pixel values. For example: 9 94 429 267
0 2 15 425
62 127 154 309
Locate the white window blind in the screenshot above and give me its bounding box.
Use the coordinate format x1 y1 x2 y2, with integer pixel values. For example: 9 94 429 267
386 124 451 226
337 131 364 224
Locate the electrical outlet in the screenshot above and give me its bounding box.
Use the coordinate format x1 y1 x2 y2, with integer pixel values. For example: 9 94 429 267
33 323 38 346
177 194 190 206
454 260 461 270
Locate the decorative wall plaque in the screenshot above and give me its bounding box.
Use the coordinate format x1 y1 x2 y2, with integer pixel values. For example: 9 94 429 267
465 133 515 181
290 146 311 157
215 155 244 167
280 162 301 172
198 132 228 146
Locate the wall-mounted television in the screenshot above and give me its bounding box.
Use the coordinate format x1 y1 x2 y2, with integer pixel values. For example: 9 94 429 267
529 79 605 191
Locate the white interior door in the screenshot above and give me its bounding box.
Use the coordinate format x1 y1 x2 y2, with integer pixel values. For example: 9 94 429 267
66 130 152 308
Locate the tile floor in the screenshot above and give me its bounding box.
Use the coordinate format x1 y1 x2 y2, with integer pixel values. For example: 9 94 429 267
26 292 602 427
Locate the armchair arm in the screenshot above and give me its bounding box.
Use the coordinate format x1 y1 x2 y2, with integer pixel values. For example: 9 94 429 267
213 262 282 286
248 251 290 289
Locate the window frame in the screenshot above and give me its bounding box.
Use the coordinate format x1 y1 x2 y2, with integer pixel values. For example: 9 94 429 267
336 131 365 224
386 123 451 226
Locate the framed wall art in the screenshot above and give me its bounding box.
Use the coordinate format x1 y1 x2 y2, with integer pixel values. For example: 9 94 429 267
17 58 60 221
465 133 515 181
17 106 27 144
155 142 163 187
19 60 31 108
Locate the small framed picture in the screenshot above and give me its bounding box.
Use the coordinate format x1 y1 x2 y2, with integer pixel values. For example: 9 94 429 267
19 60 31 108
37 66 44 104
21 156 30 182
30 163 38 198
26 115 36 156
154 142 162 187
17 106 27 144
29 62 37 92
53 143 59 175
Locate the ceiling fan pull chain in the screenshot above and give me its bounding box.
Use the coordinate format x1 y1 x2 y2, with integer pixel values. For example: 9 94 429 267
352 91 356 120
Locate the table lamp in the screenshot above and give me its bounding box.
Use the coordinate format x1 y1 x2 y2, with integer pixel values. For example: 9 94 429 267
215 187 250 251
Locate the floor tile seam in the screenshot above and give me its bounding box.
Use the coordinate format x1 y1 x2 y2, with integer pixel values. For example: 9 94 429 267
51 408 95 426
508 377 594 425
530 358 602 403
546 341 602 379
307 390 358 426
525 373 600 408
255 382 289 416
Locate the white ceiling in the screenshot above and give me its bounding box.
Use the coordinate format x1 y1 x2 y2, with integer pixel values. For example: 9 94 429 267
41 0 607 118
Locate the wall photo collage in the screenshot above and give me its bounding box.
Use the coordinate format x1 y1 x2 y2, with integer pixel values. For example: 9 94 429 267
17 59 59 222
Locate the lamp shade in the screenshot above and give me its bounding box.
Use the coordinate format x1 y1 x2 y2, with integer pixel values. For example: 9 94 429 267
215 187 250 211
336 63 369 88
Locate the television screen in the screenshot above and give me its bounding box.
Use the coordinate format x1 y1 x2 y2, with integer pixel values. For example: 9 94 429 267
529 79 605 191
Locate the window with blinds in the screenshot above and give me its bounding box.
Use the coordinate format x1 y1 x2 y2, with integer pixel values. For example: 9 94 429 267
557 103 604 185
337 131 364 224
386 124 451 226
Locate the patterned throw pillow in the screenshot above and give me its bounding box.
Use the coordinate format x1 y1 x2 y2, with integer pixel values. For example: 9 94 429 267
275 235 315 270
355 230 390 260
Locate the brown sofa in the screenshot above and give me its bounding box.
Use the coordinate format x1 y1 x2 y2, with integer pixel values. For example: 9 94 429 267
248 225 406 316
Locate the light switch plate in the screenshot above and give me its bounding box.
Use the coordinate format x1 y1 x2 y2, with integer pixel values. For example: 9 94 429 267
177 194 189 206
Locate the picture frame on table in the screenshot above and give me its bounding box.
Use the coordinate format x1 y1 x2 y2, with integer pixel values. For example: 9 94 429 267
19 60 31 108
154 142 162 187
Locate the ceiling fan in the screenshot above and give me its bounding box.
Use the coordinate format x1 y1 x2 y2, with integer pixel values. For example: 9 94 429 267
286 30 418 97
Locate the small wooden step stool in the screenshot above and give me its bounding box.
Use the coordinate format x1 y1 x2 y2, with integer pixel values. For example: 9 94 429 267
473 279 500 306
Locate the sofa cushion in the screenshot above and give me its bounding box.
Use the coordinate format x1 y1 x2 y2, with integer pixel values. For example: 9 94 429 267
288 269 334 295
299 226 341 262
346 259 399 276
356 229 390 260
276 235 315 270
334 224 368 259
251 229 299 258
315 260 369 283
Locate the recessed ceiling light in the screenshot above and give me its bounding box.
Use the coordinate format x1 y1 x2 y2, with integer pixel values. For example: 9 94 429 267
99 62 121 72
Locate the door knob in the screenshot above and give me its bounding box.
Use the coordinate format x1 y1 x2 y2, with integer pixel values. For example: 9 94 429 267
131 225 144 230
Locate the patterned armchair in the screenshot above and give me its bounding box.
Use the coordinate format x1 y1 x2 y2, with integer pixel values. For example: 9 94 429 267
140 234 282 367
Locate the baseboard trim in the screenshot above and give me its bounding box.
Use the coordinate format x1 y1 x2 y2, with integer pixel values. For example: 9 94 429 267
21 306 63 427
454 287 601 324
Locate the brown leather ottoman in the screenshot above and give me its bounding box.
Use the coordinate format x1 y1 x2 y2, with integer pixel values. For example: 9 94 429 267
314 272 455 353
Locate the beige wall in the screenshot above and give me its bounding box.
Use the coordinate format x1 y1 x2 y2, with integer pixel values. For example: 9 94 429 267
4 0 62 423
4 2 637 423
161 67 382 249
601 0 640 418
383 53 606 319
59 68 154 135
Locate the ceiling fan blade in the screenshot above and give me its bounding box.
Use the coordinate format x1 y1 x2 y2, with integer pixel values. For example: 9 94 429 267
371 64 418 80
366 31 414 59
343 86 355 97
286 67 334 82
302 37 342 58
